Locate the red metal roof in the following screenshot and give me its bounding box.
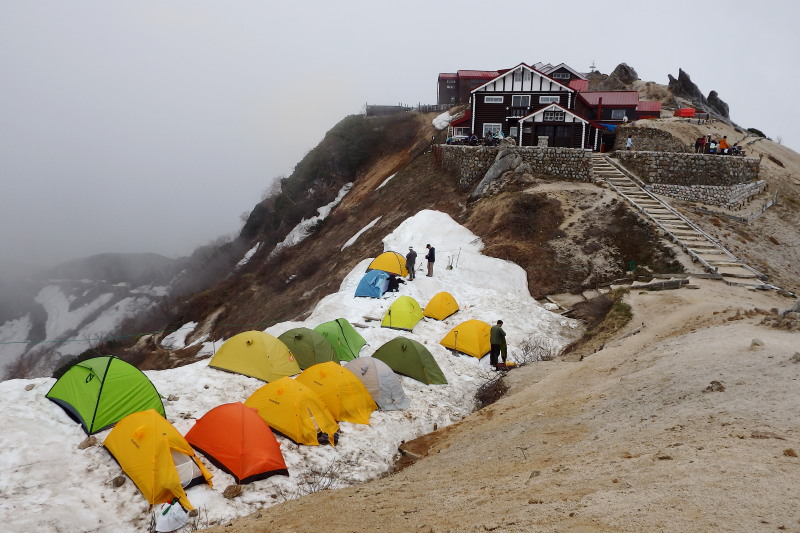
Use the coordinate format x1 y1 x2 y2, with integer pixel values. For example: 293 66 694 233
568 79 589 92
438 72 458 79
637 101 662 112
580 91 640 106
457 70 499 79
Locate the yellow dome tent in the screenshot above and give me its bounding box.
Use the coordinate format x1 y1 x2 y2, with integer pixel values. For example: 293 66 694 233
423 292 460 321
367 251 408 277
103 409 213 511
381 295 424 331
296 361 378 424
244 377 339 446
209 331 300 382
439 319 491 359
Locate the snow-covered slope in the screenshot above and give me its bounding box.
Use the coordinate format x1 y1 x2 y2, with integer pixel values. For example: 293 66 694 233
0 279 169 379
0 211 579 532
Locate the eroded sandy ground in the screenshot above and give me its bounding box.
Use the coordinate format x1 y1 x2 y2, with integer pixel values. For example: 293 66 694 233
204 279 800 533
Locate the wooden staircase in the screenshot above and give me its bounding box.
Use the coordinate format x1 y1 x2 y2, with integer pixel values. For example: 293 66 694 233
592 153 768 285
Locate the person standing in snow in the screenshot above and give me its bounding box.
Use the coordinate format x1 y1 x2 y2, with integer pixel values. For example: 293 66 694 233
489 320 507 370
425 244 435 277
405 246 417 280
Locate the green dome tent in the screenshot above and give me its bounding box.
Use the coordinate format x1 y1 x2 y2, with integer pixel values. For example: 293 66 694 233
46 356 165 435
372 337 447 385
278 328 338 370
314 318 366 362
381 296 424 331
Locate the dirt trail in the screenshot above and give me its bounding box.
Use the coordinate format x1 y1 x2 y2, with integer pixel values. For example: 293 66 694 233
205 279 800 533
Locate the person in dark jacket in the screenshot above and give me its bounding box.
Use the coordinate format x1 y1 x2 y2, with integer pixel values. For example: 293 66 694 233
405 247 417 280
425 244 435 277
387 273 405 292
489 320 507 369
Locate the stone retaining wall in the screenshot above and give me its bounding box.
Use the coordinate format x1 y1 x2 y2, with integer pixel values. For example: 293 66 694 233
614 125 690 152
646 181 768 210
438 145 592 189
615 151 760 186
615 150 763 208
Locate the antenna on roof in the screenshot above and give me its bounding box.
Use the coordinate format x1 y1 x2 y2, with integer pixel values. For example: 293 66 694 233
589 60 596 72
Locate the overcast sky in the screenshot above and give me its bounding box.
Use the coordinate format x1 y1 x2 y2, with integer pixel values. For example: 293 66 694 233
1 1 798 271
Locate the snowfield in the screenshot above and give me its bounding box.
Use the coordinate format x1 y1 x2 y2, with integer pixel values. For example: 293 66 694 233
0 210 579 532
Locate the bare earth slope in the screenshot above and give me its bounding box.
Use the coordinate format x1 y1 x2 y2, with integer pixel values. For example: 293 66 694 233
205 280 799 532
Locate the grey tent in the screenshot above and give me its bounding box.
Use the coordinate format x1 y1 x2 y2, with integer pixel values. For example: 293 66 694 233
344 357 410 411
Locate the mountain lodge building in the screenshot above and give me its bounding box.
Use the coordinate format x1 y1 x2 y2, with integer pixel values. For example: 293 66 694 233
442 62 661 150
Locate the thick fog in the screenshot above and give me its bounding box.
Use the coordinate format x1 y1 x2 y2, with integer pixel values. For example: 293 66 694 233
1 1 797 274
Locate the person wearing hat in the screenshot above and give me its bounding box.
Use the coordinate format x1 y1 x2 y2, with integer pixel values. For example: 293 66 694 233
405 246 417 280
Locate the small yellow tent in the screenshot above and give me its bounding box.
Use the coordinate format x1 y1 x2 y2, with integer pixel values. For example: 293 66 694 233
381 295 424 331
209 331 300 382
423 292 460 321
367 251 408 277
296 362 378 424
245 377 339 446
439 319 491 359
104 409 213 511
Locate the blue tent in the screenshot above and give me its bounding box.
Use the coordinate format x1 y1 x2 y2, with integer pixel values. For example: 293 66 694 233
599 123 617 131
355 270 389 298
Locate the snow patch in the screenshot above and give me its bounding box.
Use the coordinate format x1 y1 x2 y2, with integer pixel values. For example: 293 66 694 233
271 183 352 258
342 216 381 250
375 173 396 190
0 209 580 533
234 244 260 270
432 112 453 130
161 322 199 350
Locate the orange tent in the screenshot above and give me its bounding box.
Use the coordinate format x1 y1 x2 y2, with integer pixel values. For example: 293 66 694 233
185 402 288 484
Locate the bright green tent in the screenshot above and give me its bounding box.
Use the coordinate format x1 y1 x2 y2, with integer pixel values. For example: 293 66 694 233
372 337 447 385
314 319 366 362
381 296 424 331
278 328 338 370
46 356 165 434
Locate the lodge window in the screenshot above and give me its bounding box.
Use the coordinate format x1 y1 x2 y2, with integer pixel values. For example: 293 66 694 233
454 127 469 136
513 69 522 82
484 96 504 104
539 95 560 104
552 72 570 79
511 95 530 107
611 109 627 119
482 123 502 136
524 70 531 82
509 127 518 137
544 111 565 121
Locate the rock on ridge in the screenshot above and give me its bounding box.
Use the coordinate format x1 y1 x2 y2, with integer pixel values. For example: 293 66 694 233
667 68 730 119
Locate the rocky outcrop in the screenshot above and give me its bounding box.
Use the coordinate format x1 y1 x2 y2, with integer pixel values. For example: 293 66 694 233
667 69 704 101
610 63 639 85
706 90 730 118
587 63 640 91
667 69 730 119
470 148 527 199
